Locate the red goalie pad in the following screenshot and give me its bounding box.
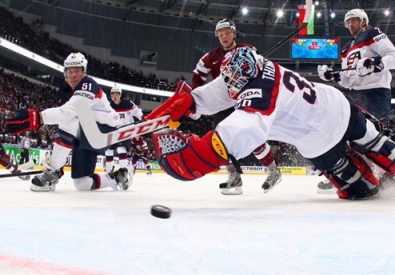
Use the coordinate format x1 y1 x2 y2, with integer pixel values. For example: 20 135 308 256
152 129 228 181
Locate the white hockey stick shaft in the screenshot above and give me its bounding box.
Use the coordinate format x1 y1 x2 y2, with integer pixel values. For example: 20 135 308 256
263 0 312 57
0 156 34 171
73 97 170 149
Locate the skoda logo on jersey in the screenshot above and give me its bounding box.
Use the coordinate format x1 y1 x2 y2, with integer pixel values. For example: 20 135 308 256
74 91 94 100
238 89 262 100
375 34 387 42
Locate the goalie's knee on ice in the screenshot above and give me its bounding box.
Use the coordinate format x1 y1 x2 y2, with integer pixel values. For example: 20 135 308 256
326 154 379 200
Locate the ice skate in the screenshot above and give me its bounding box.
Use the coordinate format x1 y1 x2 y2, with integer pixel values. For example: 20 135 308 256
30 163 63 192
147 168 152 176
262 167 282 193
219 166 243 195
109 167 130 191
11 169 31 181
317 178 336 194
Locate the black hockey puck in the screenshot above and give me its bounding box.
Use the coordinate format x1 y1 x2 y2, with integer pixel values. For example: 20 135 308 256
151 205 171 219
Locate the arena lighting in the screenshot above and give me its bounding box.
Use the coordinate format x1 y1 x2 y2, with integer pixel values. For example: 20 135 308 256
317 11 322 18
385 10 390 16
277 10 284 17
241 6 248 15
0 38 174 98
330 12 336 18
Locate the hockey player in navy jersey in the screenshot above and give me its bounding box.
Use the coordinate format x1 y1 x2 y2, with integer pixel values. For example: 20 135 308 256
148 47 395 200
5 52 131 192
317 9 395 192
105 87 144 177
192 18 282 195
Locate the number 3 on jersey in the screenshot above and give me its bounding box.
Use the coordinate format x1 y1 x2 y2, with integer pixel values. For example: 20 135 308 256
283 71 317 104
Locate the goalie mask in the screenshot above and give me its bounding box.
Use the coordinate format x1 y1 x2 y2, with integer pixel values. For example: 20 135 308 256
220 47 264 99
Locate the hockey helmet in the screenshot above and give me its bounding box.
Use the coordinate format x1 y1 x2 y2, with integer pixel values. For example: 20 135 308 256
64 52 88 73
344 9 369 28
220 47 264 98
215 19 236 37
111 87 122 96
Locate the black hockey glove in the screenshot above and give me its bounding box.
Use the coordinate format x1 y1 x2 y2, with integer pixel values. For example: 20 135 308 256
356 55 384 76
317 65 341 82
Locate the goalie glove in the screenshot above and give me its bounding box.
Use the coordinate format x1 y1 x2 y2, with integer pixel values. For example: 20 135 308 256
152 129 228 181
5 109 42 135
317 65 341 82
145 80 196 128
356 55 384 77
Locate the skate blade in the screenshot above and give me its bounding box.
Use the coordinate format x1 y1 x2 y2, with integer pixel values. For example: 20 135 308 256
316 188 336 195
220 187 243 195
263 178 282 193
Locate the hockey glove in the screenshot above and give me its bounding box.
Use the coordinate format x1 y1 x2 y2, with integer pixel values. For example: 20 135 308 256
356 55 384 76
317 65 341 82
152 129 228 181
145 80 196 128
5 109 41 135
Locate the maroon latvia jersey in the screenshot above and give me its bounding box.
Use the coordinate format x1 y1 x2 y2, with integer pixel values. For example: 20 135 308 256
131 137 148 154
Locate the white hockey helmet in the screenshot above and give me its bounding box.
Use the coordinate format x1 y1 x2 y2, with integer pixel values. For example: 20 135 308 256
64 52 88 73
215 19 236 37
220 47 264 99
111 87 122 96
344 9 369 28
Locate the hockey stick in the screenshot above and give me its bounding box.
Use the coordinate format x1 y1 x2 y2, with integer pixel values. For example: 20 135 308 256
299 67 356 77
0 156 34 171
0 170 42 178
263 0 312 57
73 97 171 149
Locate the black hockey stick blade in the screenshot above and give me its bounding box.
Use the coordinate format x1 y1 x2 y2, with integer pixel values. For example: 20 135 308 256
263 0 312 57
0 170 42 178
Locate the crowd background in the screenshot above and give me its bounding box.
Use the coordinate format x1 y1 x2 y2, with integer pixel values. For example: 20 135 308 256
1 7 394 167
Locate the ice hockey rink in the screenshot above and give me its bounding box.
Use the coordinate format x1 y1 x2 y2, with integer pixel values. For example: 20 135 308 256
0 171 395 275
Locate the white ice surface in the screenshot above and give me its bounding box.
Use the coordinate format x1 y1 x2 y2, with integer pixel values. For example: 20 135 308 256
0 171 395 275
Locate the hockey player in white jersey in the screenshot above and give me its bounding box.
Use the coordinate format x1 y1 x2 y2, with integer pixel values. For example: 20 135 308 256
5 53 131 192
105 87 143 176
149 47 395 200
317 9 395 192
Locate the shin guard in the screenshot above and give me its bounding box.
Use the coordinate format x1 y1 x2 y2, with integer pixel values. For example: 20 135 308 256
325 151 379 200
